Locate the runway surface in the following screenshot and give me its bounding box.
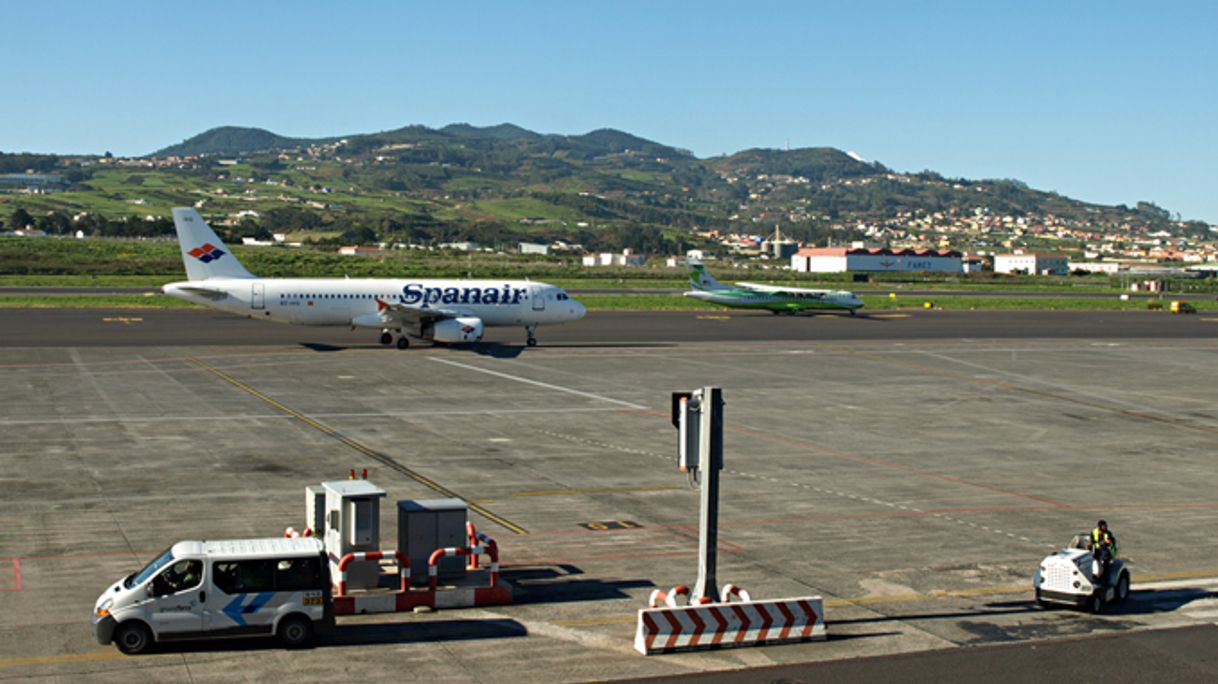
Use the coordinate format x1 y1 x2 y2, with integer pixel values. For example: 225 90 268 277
3 306 1217 682
0 307 1215 348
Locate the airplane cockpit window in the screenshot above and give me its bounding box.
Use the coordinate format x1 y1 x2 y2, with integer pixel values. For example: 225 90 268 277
557 293 569 301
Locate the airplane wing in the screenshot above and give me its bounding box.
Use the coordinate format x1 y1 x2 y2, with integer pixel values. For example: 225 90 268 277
174 285 230 299
373 298 464 325
734 282 834 295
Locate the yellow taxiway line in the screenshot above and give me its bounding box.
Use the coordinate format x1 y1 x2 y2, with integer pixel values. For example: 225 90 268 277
186 357 528 535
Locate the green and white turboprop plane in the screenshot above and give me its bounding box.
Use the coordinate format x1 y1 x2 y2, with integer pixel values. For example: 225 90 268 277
683 259 864 315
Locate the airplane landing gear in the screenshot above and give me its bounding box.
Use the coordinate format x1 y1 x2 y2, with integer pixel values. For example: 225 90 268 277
525 324 538 347
396 336 410 350
380 331 393 345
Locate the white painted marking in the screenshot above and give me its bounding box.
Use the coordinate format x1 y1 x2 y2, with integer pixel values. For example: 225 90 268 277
1134 577 1218 591
0 406 623 426
429 357 648 409
1184 609 1218 620
487 438 511 443
337 375 355 380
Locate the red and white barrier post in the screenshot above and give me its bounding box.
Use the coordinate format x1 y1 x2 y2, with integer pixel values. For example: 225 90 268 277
335 550 409 597
427 541 498 591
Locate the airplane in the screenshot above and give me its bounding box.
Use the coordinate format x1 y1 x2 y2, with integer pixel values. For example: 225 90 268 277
161 208 585 348
683 259 864 315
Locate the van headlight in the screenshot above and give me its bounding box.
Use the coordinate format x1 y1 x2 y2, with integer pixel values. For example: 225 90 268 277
95 598 113 618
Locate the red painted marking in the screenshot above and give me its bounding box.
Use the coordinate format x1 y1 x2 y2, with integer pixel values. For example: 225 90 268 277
756 604 773 642
396 591 435 611
708 606 729 646
687 606 706 647
331 595 354 614
775 601 796 640
731 605 750 644
797 600 818 638
0 558 22 591
662 609 683 651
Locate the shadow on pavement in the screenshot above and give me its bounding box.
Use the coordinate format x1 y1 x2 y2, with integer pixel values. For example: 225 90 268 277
145 618 527 655
504 564 654 605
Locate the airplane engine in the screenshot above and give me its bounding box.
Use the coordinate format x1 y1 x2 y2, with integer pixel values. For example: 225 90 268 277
428 316 484 343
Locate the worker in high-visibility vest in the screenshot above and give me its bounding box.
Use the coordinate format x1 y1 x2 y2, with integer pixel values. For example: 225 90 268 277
1088 519 1118 584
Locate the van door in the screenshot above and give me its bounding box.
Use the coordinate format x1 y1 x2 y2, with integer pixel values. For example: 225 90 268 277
146 558 205 637
205 559 278 634
252 282 265 310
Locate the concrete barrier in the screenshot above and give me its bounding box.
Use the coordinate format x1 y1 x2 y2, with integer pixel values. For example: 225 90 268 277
635 596 825 654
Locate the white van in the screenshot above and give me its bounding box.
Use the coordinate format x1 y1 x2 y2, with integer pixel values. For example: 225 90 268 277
93 537 334 654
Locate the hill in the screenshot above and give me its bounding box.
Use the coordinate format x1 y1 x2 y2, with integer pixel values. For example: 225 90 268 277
153 126 331 157
5 122 1211 257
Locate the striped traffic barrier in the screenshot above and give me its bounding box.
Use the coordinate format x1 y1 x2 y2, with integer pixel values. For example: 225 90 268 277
635 595 826 655
335 550 409 596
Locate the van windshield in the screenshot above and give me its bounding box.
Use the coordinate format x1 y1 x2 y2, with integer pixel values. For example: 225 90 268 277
125 547 174 589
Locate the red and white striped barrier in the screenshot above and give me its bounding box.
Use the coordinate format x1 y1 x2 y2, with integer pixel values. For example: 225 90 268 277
719 583 751 603
327 529 511 615
466 522 498 570
335 550 409 596
635 595 826 655
427 542 498 591
649 585 713 608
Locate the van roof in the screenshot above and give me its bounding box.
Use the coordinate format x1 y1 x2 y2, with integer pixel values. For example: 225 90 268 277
170 537 323 560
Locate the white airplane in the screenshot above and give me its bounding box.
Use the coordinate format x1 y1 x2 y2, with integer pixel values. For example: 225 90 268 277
162 208 585 348
684 259 864 315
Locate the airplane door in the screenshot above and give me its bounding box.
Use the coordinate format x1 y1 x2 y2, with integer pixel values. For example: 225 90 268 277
531 285 545 312
251 282 265 310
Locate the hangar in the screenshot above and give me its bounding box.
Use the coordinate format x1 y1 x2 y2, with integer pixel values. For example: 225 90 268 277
791 247 963 273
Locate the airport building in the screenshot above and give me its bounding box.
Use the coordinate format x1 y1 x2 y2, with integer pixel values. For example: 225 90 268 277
790 247 963 273
993 252 1069 275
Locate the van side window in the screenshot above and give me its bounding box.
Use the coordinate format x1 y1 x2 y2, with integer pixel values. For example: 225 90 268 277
213 560 274 594
151 559 203 596
275 557 324 591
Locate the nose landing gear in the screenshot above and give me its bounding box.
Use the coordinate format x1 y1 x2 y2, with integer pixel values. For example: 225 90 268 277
525 324 538 347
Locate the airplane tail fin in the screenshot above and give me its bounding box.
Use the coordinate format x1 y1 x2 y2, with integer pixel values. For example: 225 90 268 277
171 208 256 281
686 258 726 291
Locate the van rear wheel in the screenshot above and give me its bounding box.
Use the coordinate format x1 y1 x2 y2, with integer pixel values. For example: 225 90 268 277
278 615 313 648
114 621 151 655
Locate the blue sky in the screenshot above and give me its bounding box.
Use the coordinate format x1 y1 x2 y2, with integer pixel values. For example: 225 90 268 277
5 1 1216 222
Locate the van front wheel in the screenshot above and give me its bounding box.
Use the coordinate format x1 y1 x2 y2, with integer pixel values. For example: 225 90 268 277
114 621 151 655
278 615 313 648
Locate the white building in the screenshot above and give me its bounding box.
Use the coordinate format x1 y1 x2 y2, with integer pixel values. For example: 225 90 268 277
519 242 551 255
994 253 1069 275
1068 261 1125 274
583 249 646 267
791 247 962 273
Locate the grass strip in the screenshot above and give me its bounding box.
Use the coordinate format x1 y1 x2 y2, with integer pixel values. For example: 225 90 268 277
0 291 1211 313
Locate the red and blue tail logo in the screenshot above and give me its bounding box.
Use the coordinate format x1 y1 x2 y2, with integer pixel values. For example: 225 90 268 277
187 243 226 263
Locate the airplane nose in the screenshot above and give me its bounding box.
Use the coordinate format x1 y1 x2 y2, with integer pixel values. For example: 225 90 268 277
573 300 586 319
